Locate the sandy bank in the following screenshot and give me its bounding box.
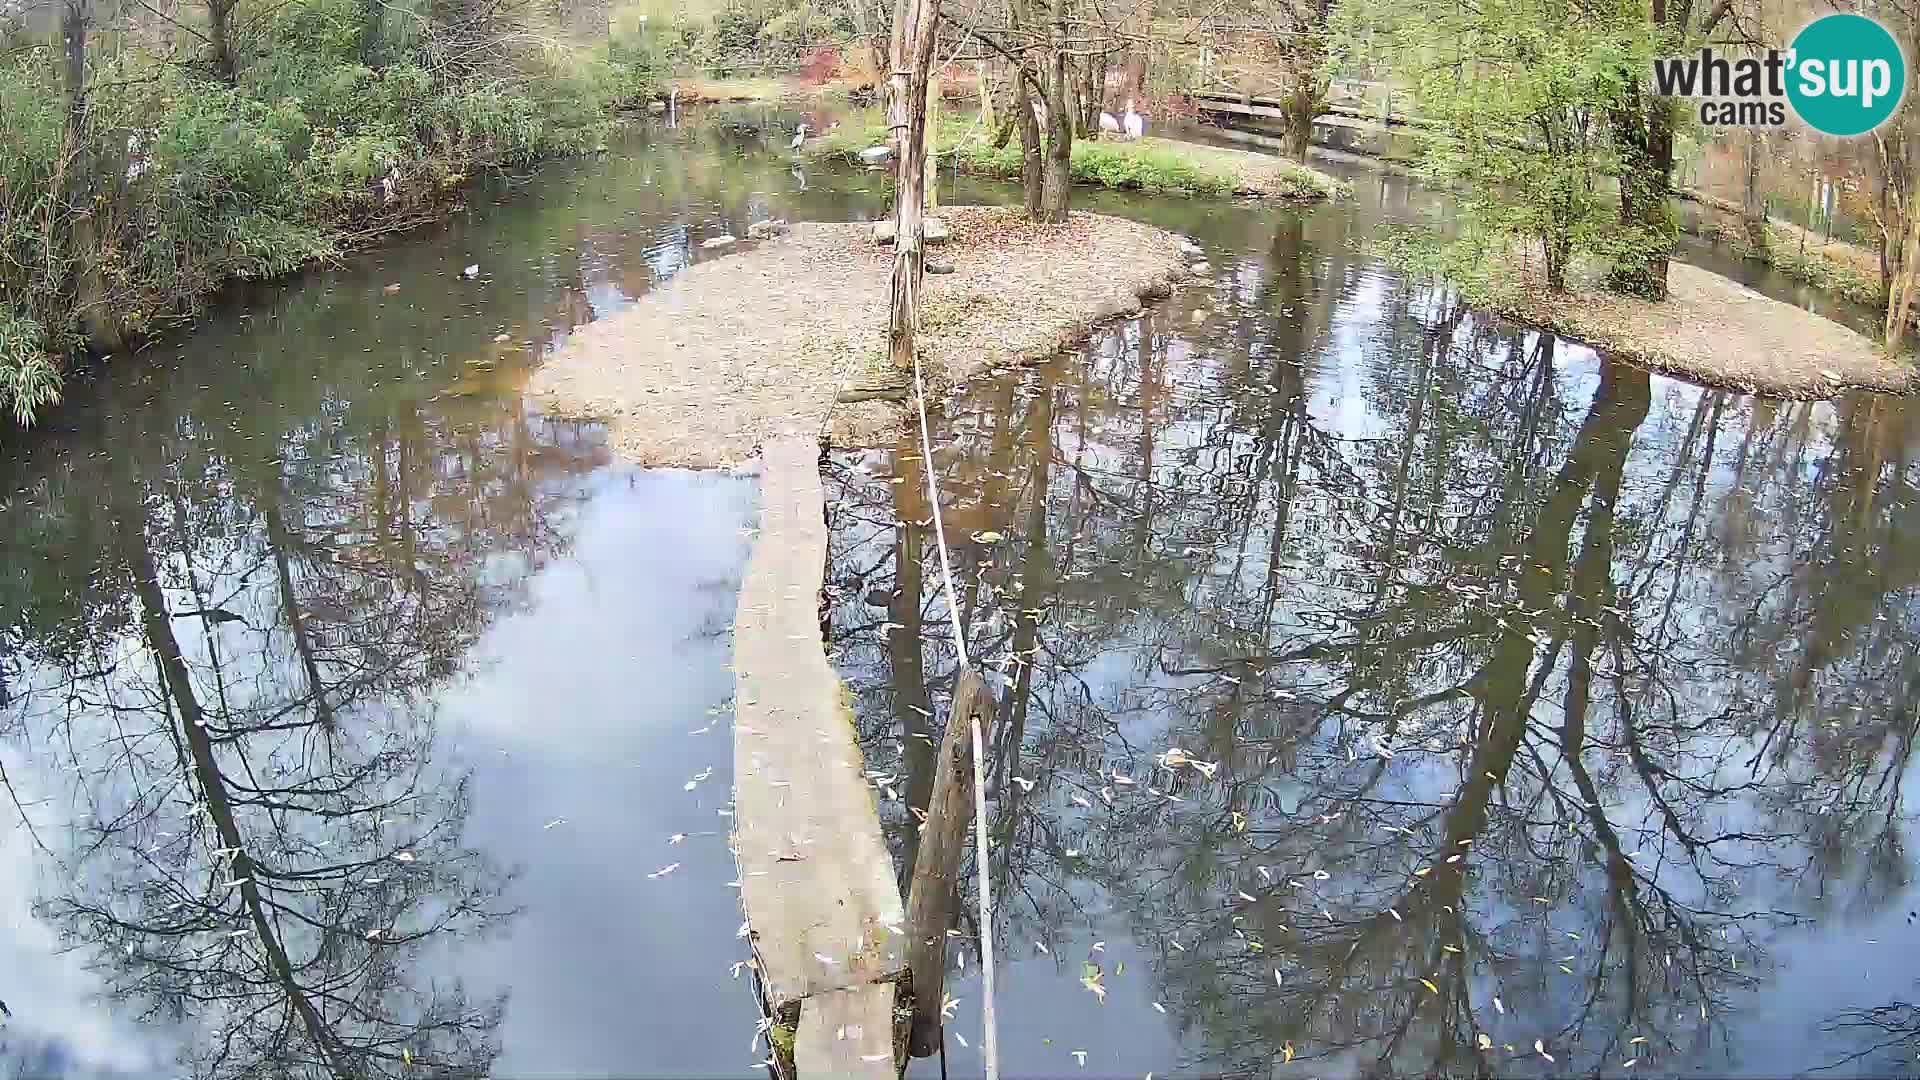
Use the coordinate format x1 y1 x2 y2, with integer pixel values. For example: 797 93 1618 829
1491 253 1915 399
529 206 1186 467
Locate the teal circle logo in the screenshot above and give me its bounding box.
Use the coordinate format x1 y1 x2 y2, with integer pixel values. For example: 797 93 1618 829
1787 13 1907 136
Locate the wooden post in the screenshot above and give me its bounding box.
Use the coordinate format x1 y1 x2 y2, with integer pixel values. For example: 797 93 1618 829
905 667 993 1057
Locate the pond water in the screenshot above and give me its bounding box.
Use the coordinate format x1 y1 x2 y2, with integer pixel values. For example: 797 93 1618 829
1 109 1917 1079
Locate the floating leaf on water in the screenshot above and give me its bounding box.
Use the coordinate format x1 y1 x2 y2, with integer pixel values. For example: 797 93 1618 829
648 863 680 879
1152 1001 1166 1013
974 531 1003 543
1283 1042 1295 1063
1622 1059 1638 1069
1274 968 1283 988
1072 1050 1087 1066
1493 996 1505 1014
954 1033 968 1047
861 1053 889 1062
1478 1033 1492 1050
814 953 838 965
1420 978 1439 994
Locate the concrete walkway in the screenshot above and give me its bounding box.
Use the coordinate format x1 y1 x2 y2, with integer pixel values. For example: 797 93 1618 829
734 437 904 1076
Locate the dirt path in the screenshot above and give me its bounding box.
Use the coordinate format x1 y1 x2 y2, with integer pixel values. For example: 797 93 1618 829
530 206 1186 467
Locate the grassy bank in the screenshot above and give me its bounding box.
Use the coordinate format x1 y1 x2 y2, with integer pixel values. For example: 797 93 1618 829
1732 222 1884 310
0 0 661 426
804 114 1347 200
1679 191 1888 310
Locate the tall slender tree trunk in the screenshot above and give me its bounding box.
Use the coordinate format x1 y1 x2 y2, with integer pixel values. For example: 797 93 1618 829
976 60 994 130
1884 193 1920 350
361 0 383 65
925 73 939 213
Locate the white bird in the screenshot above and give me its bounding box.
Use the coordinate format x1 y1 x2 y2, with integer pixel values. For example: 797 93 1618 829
461 264 480 279
1122 99 1144 139
1099 110 1121 135
788 123 809 151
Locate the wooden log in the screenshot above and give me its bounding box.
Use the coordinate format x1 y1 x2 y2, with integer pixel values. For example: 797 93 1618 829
904 666 994 1057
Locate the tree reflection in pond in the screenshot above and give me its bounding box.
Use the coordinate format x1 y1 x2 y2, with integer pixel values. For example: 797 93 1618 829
0 371 604 1078
825 217 1919 1077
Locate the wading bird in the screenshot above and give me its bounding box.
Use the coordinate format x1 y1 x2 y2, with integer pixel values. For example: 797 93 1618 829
1122 100 1144 139
788 123 809 151
1099 110 1120 135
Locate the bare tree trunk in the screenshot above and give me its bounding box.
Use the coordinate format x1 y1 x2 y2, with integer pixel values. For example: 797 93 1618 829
1038 25 1072 223
976 60 993 130
208 0 237 82
61 0 123 354
1080 52 1105 135
1014 60 1042 217
1885 193 1919 351
1122 0 1151 99
885 0 943 371
361 0 383 64
1741 129 1767 251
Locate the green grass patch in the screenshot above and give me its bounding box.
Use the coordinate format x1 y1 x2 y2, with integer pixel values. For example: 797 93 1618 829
804 115 1344 200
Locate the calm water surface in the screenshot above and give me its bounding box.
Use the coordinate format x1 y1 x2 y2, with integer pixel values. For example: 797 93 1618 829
1 111 1916 1078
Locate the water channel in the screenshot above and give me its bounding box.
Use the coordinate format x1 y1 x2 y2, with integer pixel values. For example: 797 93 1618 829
1 109 1916 1079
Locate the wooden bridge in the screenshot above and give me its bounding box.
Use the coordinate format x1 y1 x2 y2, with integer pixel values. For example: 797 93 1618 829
1189 80 1431 159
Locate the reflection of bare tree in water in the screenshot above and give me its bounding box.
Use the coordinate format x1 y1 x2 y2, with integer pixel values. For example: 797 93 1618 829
1 386 605 1078
823 215 1920 1077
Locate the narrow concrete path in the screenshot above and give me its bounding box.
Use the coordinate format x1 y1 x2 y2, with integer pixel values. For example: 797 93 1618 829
733 437 904 1071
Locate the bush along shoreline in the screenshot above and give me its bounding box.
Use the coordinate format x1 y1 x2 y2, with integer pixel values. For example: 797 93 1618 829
0 0 669 426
